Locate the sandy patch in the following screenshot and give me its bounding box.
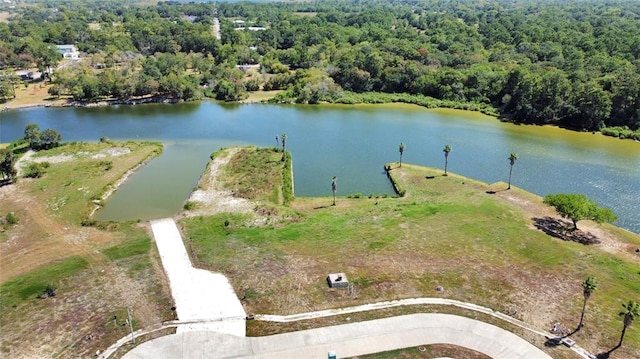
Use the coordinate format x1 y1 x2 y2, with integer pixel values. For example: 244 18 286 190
91 147 131 159
14 150 74 176
183 148 254 217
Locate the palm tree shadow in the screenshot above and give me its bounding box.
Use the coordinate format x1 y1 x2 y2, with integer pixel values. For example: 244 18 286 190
533 217 601 245
596 346 621 359
485 188 509 194
313 205 331 210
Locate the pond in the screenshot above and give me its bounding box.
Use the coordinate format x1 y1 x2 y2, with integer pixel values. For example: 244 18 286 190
2 101 639 233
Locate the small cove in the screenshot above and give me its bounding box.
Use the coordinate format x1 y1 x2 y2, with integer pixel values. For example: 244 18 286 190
1 102 638 233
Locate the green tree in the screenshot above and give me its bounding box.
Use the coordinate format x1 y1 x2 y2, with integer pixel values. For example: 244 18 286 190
578 276 598 330
507 152 518 190
0 148 17 183
443 144 452 175
617 300 640 347
543 193 617 230
24 123 41 150
39 129 62 150
398 142 405 167
331 176 337 206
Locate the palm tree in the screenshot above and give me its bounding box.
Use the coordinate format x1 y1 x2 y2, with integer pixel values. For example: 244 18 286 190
281 133 287 161
578 276 598 330
443 145 452 175
331 176 337 206
398 142 405 167
618 300 640 347
507 152 518 189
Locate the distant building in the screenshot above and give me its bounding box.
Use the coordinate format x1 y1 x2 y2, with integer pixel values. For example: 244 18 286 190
55 44 79 59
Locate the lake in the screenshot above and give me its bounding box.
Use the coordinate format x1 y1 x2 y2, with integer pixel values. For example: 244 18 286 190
2 101 639 233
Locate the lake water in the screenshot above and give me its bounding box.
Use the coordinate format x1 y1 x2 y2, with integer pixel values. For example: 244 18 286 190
2 101 639 233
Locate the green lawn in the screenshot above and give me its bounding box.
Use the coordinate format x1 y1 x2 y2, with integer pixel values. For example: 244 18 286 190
181 154 640 357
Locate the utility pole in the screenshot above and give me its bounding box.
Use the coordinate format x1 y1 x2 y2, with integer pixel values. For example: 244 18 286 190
127 307 135 344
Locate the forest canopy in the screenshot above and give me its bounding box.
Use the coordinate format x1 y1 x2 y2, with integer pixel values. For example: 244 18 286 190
1 0 639 134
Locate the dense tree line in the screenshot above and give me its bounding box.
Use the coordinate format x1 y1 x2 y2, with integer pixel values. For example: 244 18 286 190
1 0 639 134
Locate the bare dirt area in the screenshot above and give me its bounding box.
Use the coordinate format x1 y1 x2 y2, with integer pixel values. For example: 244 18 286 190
0 182 116 281
182 147 255 217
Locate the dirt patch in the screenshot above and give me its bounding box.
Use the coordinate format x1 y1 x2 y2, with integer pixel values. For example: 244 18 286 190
0 182 115 282
92 147 131 159
182 148 255 217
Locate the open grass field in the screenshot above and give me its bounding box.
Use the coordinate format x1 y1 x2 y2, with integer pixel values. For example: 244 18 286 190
243 90 282 103
2 81 68 109
0 141 172 358
180 151 640 358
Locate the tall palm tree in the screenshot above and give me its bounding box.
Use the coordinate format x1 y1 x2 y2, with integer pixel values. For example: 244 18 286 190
443 144 452 175
331 176 337 206
507 152 518 189
281 133 287 161
398 142 405 167
578 276 598 330
618 300 640 347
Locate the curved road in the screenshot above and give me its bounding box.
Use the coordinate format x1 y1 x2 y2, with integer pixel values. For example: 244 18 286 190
118 218 554 359
123 313 551 359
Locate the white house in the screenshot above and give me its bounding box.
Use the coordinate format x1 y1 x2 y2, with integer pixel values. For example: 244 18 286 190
55 44 79 59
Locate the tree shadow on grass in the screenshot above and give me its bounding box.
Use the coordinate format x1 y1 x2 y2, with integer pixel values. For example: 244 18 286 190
596 346 621 359
533 217 601 245
544 337 562 347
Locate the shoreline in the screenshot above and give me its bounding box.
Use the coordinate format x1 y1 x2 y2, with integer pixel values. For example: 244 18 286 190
88 143 163 219
4 96 638 143
2 96 184 111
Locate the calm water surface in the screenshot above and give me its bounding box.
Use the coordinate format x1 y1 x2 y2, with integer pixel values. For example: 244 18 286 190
1 101 639 233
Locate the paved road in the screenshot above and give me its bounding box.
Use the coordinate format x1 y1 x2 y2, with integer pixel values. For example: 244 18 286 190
150 218 245 335
123 313 552 359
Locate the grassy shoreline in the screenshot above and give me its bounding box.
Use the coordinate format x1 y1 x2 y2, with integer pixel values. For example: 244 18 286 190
180 148 640 358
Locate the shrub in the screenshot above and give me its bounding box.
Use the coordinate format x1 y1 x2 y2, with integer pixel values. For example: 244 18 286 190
96 160 113 171
244 78 261 91
5 212 18 225
601 126 640 140
24 162 49 178
183 201 196 210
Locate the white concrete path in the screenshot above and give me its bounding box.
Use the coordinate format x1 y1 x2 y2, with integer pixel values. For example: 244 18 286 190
123 313 552 359
150 218 246 335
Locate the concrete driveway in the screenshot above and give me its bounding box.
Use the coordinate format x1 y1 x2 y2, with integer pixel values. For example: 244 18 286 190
150 218 246 335
123 313 552 359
